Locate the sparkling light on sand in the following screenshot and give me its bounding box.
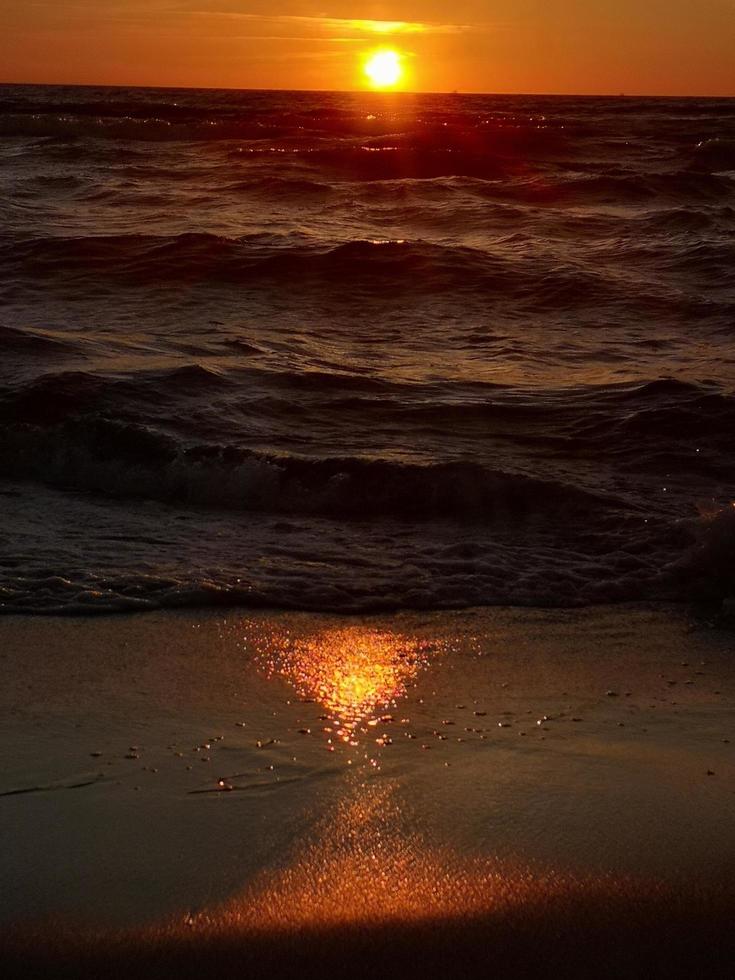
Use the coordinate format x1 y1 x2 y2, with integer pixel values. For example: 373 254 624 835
251 625 441 745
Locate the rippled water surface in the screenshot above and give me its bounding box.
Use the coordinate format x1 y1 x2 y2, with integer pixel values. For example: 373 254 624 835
1 85 735 612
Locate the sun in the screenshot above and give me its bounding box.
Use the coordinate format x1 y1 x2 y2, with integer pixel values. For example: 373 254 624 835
363 49 403 89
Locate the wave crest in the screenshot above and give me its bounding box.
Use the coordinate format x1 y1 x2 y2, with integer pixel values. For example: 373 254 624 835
0 416 614 522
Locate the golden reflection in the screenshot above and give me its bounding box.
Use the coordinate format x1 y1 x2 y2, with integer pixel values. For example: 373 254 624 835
219 780 481 929
253 625 437 746
174 778 624 935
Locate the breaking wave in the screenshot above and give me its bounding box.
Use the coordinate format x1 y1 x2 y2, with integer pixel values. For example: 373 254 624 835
0 415 615 522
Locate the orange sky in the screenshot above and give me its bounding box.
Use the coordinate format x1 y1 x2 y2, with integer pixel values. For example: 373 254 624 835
1 1 734 95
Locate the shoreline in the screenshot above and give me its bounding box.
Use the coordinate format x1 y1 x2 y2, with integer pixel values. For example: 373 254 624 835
0 595 731 619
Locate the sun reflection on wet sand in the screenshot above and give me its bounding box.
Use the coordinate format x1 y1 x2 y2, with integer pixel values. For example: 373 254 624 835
200 779 493 928
251 625 440 747
6 617 733 977
172 776 643 935
203 621 668 937
6 765 725 980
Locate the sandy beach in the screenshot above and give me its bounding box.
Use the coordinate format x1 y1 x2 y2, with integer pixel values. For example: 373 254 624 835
1 603 734 977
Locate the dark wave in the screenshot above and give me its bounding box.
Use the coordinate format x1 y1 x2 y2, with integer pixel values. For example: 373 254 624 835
0 231 500 289
0 479 733 615
226 176 335 197
6 367 729 412
0 231 622 306
686 138 735 173
0 414 619 522
0 113 294 142
4 370 735 456
473 170 735 205
293 138 566 181
0 324 74 356
391 377 735 438
2 374 734 525
628 206 735 234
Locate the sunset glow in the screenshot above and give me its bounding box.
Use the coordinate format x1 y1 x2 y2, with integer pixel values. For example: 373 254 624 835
4 3 733 94
363 49 404 89
3 0 735 976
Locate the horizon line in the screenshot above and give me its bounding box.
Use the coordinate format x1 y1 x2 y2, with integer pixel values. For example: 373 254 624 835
1 79 734 100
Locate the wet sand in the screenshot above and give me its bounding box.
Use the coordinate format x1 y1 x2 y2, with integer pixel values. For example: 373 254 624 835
1 604 734 977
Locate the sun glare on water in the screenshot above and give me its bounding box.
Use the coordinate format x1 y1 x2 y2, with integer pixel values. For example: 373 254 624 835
363 49 403 88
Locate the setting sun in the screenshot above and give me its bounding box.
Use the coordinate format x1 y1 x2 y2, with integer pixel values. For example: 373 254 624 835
363 49 403 88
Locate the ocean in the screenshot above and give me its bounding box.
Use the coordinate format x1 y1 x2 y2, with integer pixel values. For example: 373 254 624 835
1 83 734 613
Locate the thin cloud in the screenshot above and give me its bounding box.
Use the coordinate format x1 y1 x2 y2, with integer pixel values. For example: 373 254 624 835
187 12 470 36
